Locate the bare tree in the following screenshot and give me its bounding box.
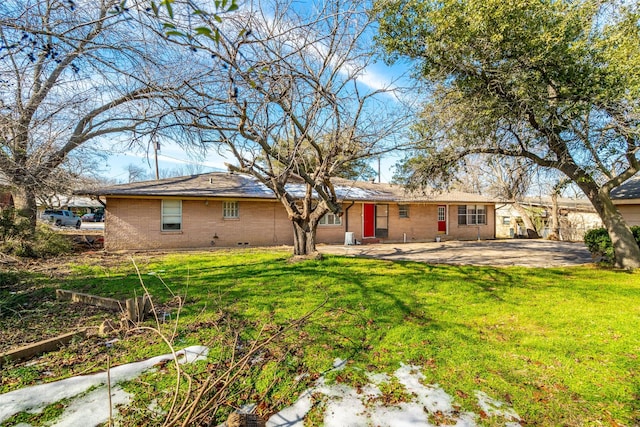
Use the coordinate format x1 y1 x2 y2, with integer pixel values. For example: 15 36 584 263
161 0 409 255
484 158 541 238
0 0 191 232
127 163 150 183
547 178 572 240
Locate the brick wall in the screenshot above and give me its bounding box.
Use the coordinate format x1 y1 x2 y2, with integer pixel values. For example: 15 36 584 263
105 198 495 250
105 198 294 250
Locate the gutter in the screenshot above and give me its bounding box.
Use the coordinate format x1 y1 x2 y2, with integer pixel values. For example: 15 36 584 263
344 200 355 232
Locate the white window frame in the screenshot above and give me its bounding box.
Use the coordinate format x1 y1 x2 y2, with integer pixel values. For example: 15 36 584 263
223 201 239 219
399 205 410 218
161 200 182 231
437 206 446 222
458 205 487 225
319 212 342 226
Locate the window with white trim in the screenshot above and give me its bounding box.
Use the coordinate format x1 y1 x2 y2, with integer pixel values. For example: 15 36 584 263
399 205 409 218
162 200 182 231
458 205 487 225
223 201 239 219
319 212 342 225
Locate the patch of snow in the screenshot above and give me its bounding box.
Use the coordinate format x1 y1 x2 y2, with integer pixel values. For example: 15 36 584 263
395 364 456 414
475 391 521 424
266 389 314 427
332 358 347 370
52 385 130 427
0 345 208 426
267 362 520 427
1 349 521 427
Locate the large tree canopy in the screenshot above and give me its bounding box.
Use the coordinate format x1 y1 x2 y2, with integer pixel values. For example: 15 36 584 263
160 0 409 255
376 0 640 268
0 0 192 230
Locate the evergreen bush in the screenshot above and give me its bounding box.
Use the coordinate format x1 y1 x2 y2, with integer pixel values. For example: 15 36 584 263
584 226 640 264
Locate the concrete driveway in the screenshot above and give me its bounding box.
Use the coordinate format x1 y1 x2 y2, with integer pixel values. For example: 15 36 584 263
317 240 594 267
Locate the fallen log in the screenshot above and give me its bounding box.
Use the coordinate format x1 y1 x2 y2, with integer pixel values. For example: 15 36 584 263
0 329 87 366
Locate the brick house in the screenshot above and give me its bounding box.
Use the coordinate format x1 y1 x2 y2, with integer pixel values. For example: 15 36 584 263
83 172 497 251
611 176 640 226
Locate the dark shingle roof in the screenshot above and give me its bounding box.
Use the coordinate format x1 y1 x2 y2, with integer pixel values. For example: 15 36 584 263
79 172 495 204
611 176 640 200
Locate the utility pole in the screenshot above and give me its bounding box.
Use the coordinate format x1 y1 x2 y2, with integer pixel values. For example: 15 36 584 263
153 137 160 180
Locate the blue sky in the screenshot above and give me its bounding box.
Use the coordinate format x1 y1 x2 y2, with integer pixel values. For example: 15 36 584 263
94 1 414 184
97 61 410 184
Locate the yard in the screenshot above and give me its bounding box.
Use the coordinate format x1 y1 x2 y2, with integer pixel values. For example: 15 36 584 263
1 249 639 426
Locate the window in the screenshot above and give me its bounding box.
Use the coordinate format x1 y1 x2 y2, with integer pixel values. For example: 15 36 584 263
458 205 487 225
457 206 467 225
375 204 389 237
502 216 511 225
319 212 342 225
223 201 239 219
162 200 182 231
438 206 446 222
399 205 409 218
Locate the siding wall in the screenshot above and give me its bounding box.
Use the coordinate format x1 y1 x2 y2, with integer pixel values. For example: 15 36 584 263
617 204 640 226
105 198 495 250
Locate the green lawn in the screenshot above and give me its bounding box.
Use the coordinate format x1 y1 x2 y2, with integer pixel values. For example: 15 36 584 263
1 249 639 426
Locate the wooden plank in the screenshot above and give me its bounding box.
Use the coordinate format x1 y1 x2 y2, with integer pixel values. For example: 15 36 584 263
0 329 87 366
125 295 150 322
56 289 124 312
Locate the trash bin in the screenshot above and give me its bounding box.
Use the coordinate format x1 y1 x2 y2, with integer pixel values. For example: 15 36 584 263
344 232 355 245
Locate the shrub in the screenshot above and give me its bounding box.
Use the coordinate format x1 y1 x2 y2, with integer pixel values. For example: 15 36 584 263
0 208 32 240
0 215 72 258
584 226 640 264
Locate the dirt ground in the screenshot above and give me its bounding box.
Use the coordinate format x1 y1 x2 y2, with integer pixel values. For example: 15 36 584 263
317 239 595 267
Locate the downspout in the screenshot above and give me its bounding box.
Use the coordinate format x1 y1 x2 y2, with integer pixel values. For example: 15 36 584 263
96 196 107 208
344 201 355 232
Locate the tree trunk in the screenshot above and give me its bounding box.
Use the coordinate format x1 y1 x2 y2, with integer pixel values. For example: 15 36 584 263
11 185 38 236
292 220 318 256
512 202 539 238
585 188 640 269
548 192 561 240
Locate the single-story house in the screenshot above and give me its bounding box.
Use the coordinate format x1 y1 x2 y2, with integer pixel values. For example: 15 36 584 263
81 172 497 251
495 197 602 241
611 175 640 226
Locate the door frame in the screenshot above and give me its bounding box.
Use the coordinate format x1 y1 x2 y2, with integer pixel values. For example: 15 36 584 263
437 205 447 234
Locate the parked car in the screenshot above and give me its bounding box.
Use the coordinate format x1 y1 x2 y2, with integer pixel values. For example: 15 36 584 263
81 213 96 222
41 209 82 228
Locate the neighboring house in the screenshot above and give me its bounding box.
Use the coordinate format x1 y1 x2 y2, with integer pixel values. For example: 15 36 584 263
611 176 640 226
37 195 104 218
495 197 602 241
80 172 497 251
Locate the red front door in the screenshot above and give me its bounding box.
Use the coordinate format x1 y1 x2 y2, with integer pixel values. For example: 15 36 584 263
363 203 375 237
437 205 447 233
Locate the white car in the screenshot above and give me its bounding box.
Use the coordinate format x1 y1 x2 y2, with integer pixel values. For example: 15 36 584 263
41 209 82 228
